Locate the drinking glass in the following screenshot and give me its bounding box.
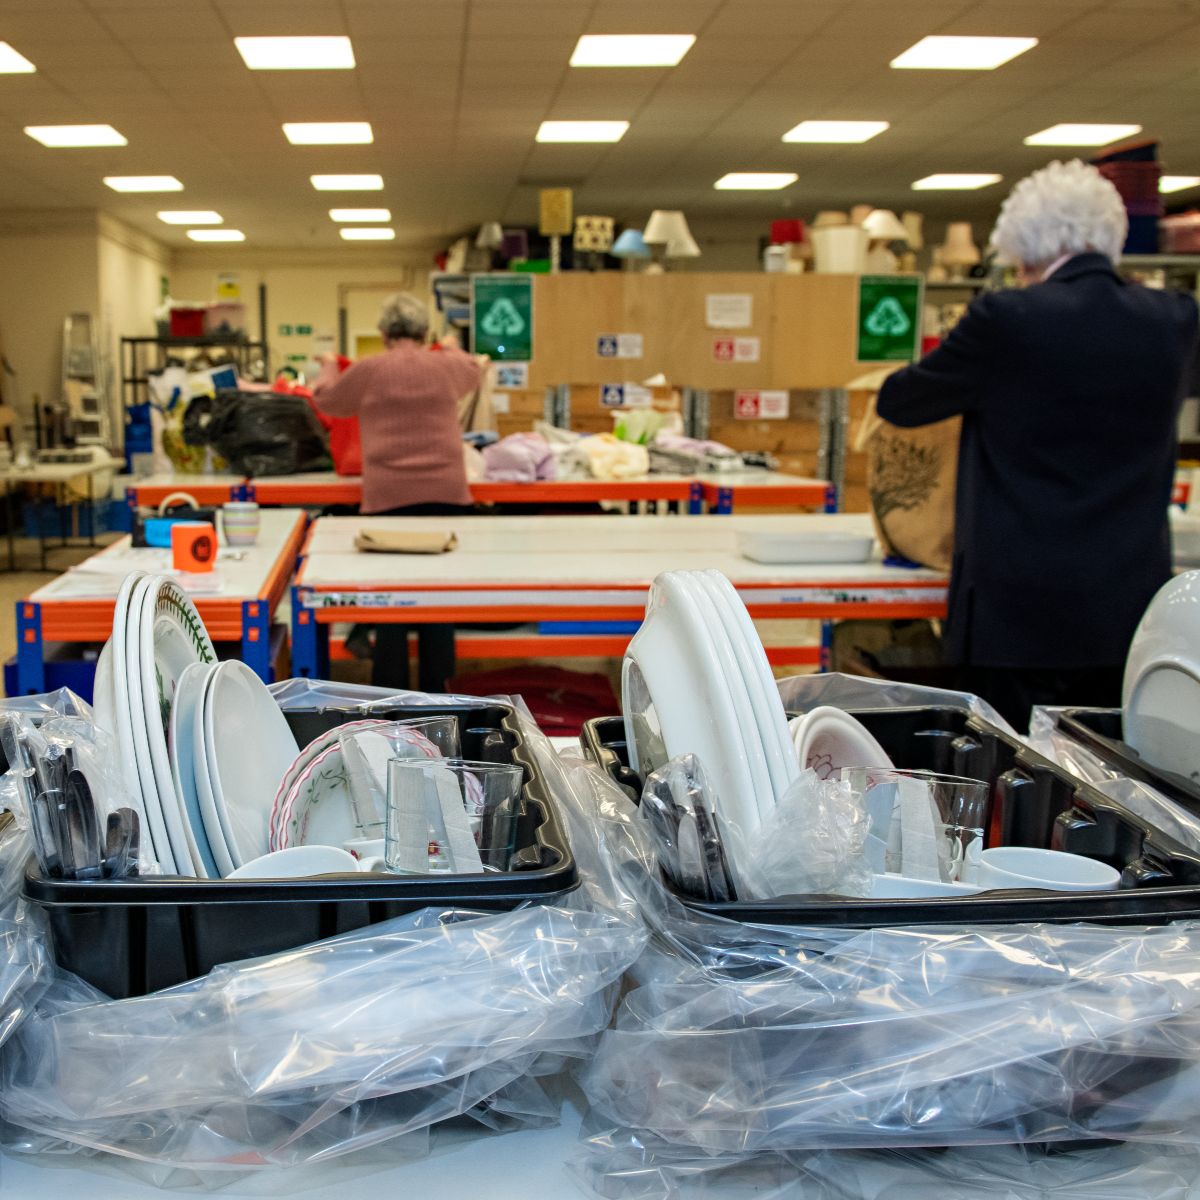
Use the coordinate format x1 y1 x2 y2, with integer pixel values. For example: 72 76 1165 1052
386 758 523 874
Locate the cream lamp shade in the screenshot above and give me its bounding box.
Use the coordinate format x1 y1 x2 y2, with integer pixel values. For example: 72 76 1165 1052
812 210 849 229
850 203 874 226
474 221 504 249
901 211 925 250
643 210 700 258
863 208 909 242
941 221 981 266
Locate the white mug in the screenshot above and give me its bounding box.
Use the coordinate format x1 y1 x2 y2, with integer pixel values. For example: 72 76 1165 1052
975 846 1120 893
221 500 260 546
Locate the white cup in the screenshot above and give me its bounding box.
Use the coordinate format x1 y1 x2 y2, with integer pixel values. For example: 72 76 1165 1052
976 846 1120 893
221 500 260 546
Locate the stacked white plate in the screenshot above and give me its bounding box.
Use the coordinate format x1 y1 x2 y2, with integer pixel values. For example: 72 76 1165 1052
622 569 800 859
94 572 299 877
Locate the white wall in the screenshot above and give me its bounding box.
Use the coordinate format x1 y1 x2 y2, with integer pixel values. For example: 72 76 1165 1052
170 249 432 372
97 215 170 443
0 212 101 436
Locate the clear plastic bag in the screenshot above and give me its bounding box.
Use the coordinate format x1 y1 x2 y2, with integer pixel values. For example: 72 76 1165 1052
0 689 649 1183
776 672 1016 736
541 733 1200 1193
1029 706 1200 855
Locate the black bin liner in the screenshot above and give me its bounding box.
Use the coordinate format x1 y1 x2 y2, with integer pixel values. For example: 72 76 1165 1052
183 390 331 477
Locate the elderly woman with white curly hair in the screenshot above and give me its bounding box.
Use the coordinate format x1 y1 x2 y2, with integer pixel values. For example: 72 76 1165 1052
878 159 1199 728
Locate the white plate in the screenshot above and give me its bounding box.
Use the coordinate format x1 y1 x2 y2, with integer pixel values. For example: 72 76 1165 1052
697 570 800 804
1122 570 1200 782
138 578 216 877
675 573 776 827
193 666 236 877
168 662 220 877
790 706 895 780
269 718 391 850
279 726 443 849
622 571 765 843
109 572 153 858
203 661 299 867
92 638 115 736
227 845 360 880
737 530 874 565
125 577 179 873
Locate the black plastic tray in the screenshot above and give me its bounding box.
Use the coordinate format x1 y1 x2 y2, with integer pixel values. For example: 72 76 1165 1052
581 706 1200 927
1055 707 1200 814
24 703 577 998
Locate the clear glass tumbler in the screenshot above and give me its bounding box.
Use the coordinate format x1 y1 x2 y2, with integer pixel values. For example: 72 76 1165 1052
386 758 524 874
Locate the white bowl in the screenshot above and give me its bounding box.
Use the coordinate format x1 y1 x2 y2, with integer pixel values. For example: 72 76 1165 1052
738 530 874 565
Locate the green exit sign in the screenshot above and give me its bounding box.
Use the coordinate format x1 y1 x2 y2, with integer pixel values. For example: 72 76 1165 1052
296 324 313 336
278 323 293 336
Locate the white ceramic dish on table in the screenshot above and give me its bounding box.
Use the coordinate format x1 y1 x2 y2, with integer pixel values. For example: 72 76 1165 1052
109 572 153 859
192 665 237 877
737 530 874 565
1122 570 1200 784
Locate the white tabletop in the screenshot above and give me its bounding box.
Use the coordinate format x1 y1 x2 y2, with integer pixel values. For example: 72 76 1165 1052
129 472 244 494
0 456 124 485
29 508 304 602
705 470 828 489
298 514 943 591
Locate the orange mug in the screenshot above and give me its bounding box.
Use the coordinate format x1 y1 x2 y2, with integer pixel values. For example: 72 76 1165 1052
171 521 216 573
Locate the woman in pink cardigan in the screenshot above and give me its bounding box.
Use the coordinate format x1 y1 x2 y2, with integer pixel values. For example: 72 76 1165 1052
314 292 481 687
313 292 481 515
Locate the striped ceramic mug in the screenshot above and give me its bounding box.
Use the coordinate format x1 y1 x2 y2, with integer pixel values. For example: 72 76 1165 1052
221 500 260 546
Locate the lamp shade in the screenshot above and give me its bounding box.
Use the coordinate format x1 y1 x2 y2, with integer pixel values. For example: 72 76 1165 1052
643 209 690 245
612 228 650 258
901 210 925 250
812 210 849 229
668 228 701 258
941 221 980 266
573 214 614 252
770 218 806 245
863 208 909 242
475 221 503 249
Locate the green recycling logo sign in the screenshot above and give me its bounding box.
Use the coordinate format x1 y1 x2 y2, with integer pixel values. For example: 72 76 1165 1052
480 297 526 338
864 296 912 338
856 275 922 363
472 275 533 362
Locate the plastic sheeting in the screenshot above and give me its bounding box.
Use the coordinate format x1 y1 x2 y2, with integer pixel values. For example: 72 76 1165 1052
1029 707 1200 856
0 688 648 1184
775 671 1015 736
544 733 1200 1193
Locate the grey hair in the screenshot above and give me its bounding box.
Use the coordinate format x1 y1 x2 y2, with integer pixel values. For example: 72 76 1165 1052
989 159 1128 269
378 292 429 341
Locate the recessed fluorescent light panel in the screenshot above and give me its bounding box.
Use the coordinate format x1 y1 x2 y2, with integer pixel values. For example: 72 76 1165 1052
782 120 888 143
891 35 1037 69
187 229 245 242
159 211 222 224
1161 175 1200 194
310 173 384 190
569 34 695 67
340 227 395 240
104 175 182 192
26 124 126 147
329 208 391 221
235 36 355 69
536 120 628 143
1024 123 1142 146
283 121 372 145
912 173 1002 190
714 172 797 190
0 42 35 72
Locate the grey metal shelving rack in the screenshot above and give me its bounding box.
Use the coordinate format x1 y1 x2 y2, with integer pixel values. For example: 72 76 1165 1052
120 334 270 412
